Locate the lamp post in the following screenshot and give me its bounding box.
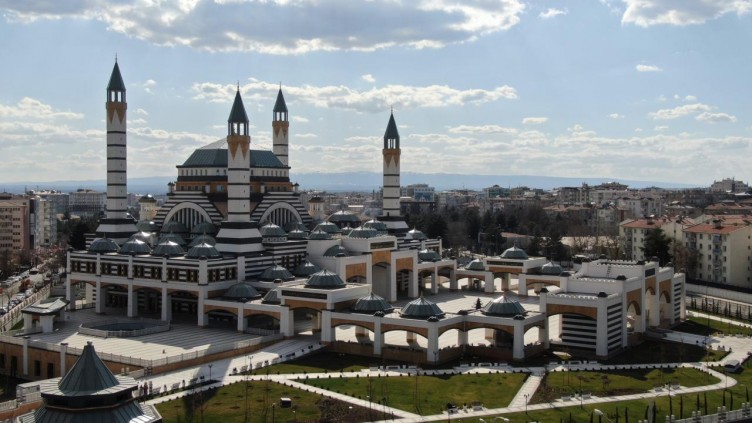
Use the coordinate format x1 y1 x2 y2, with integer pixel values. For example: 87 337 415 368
208 363 213 383
594 409 614 423
271 404 275 423
524 393 529 416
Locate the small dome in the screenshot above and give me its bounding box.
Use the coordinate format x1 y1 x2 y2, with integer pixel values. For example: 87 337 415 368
287 229 307 240
135 220 160 232
465 259 486 271
162 220 189 235
189 233 217 247
260 223 287 238
418 249 441 262
324 245 350 257
119 239 151 255
308 229 332 240
158 232 187 246
352 292 394 314
152 240 185 257
314 222 341 234
138 194 157 203
481 294 526 317
293 261 321 277
327 210 361 227
186 242 222 259
129 231 157 245
223 282 261 302
347 226 380 239
340 225 353 236
400 296 445 319
362 219 388 233
540 262 564 276
305 269 346 289
405 228 427 241
259 264 295 282
284 221 309 232
262 288 281 304
88 238 119 254
501 245 529 260
190 221 218 236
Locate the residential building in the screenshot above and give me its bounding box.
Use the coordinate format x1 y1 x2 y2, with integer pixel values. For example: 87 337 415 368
684 221 752 287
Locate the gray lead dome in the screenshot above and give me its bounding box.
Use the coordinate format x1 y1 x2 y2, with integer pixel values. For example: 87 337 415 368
481 294 526 317
501 245 528 260
400 296 445 319
352 292 394 314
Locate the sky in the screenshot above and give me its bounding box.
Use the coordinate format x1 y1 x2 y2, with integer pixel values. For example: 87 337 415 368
1 0 751 187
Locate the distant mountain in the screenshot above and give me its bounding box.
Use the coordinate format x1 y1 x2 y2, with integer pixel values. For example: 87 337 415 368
1 172 698 195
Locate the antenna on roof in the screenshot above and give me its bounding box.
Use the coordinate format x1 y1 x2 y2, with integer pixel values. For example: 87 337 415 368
115 53 117 63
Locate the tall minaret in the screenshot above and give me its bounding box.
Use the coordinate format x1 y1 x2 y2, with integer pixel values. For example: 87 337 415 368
379 111 408 237
272 87 289 167
96 60 136 243
215 88 264 255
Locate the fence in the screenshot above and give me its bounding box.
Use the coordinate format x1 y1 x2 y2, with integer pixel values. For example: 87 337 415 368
685 296 752 322
0 285 52 331
77 318 171 338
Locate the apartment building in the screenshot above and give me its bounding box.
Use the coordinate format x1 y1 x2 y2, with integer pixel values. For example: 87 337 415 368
0 198 30 254
684 221 752 287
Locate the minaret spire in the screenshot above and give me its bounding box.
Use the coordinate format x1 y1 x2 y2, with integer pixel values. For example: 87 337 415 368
96 59 136 243
272 86 289 167
380 110 408 238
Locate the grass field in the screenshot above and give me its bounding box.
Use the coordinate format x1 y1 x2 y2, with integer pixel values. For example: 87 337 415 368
675 316 752 337
604 339 726 364
532 367 719 403
302 371 527 415
155 379 379 423
248 352 376 375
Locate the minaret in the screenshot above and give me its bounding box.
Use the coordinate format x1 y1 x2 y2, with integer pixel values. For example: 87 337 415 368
272 87 289 167
379 111 408 237
96 60 136 243
215 88 264 255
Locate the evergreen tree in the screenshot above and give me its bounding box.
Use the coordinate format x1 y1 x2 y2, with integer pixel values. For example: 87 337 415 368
640 228 672 265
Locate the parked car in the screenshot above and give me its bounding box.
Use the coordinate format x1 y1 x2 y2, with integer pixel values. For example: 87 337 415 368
0 307 7 315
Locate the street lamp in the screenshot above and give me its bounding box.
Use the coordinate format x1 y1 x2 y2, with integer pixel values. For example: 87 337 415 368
594 409 614 423
208 363 213 383
271 404 276 423
524 393 529 415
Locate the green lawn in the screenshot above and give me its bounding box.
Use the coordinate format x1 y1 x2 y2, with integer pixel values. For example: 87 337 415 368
249 352 379 375
155 379 381 423
302 371 528 415
532 367 719 403
675 316 752 337
604 339 726 365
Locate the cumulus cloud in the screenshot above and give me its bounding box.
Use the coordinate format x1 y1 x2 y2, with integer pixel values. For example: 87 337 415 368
649 103 712 119
0 0 526 54
291 116 309 123
609 113 625 119
654 125 668 132
142 79 157 94
539 8 567 19
622 0 752 27
522 117 548 125
636 64 662 72
696 112 737 123
447 125 517 134
192 79 517 113
685 95 698 101
361 74 375 83
0 97 83 119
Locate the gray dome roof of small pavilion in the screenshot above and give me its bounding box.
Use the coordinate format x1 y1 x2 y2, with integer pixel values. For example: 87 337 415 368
347 227 380 239
324 245 350 257
262 287 281 304
293 261 321 277
135 220 160 232
418 249 441 262
481 294 526 317
161 220 189 235
352 292 394 314
314 221 341 234
287 229 307 240
305 270 346 289
284 221 308 232
260 223 287 238
88 238 119 254
223 282 261 302
308 229 332 240
130 231 157 245
501 245 529 260
405 228 427 241
119 239 151 255
152 240 185 257
362 219 388 233
540 262 564 276
186 243 222 259
190 221 218 236
189 233 216 247
465 259 486 271
260 264 295 282
158 232 187 246
327 210 361 224
180 139 285 168
400 296 444 319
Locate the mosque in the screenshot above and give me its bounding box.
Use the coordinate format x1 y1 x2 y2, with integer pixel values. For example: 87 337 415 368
56 61 687 371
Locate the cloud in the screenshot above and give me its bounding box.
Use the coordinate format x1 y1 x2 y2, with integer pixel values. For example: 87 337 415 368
361 74 375 83
649 103 712 119
447 125 517 135
135 108 149 116
192 79 517 113
609 113 625 119
0 97 84 120
622 0 752 27
696 112 737 123
291 116 309 123
0 0 526 54
684 95 698 101
539 8 567 19
636 64 662 72
654 125 668 132
522 117 548 125
142 79 157 94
